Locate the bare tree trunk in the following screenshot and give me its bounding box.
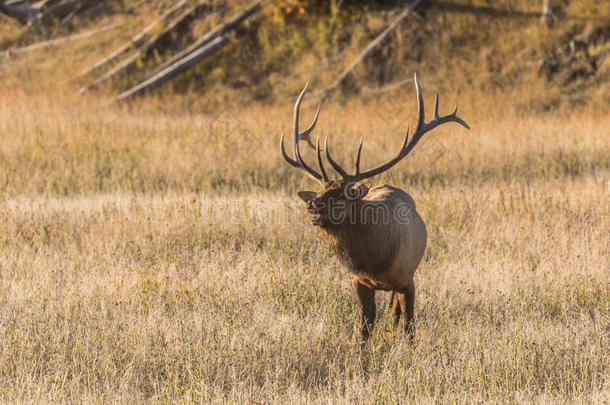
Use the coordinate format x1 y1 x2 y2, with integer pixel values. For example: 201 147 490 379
117 35 229 101
70 0 190 82
60 0 106 25
63 0 109 24
147 0 262 78
0 1 37 24
39 0 65 9
0 0 99 26
2 22 112 57
79 0 210 94
321 0 423 98
116 0 264 101
30 0 98 26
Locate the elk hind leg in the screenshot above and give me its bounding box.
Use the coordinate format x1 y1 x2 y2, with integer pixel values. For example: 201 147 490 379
390 291 402 328
397 282 415 341
352 278 376 341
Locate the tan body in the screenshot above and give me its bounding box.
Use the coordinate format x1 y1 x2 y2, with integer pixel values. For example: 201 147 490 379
321 185 426 290
281 74 468 341
317 185 426 338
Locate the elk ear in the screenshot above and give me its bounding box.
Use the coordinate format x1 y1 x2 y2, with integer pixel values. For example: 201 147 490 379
297 191 317 203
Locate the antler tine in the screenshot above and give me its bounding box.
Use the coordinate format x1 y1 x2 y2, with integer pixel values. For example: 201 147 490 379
300 104 320 149
351 73 469 182
405 75 469 153
414 72 425 132
294 81 318 149
324 136 349 178
281 75 468 185
316 139 329 182
279 82 325 183
449 105 470 129
293 81 307 152
294 138 323 180
280 131 300 169
283 131 323 182
354 138 363 175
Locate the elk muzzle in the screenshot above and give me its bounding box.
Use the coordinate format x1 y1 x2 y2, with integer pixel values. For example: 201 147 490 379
307 198 326 226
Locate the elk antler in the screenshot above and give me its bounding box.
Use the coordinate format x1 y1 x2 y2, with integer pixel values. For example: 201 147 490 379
325 73 470 182
280 82 329 182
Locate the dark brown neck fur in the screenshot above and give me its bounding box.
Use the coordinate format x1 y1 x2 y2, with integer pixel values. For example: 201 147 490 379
319 200 398 277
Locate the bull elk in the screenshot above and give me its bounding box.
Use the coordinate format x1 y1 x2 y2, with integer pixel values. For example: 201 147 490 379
281 74 469 341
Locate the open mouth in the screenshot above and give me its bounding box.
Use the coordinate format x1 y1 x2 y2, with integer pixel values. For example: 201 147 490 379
309 211 325 225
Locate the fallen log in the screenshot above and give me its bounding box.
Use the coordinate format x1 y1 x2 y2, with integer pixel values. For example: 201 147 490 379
38 0 65 8
30 0 97 26
147 0 262 78
0 0 36 24
361 77 413 95
58 0 110 25
115 0 263 101
500 46 533 75
79 0 210 94
64 0 107 22
117 35 229 101
70 0 189 81
0 0 97 26
321 0 423 98
2 22 112 57
59 0 104 25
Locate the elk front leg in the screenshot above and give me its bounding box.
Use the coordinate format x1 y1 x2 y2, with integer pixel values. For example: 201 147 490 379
352 277 376 341
397 282 415 341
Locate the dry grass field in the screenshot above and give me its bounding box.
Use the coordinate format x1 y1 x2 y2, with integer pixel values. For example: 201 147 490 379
0 0 609 401
0 83 608 402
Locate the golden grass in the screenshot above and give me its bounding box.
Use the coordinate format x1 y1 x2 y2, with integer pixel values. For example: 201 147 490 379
0 84 608 402
0 83 608 195
0 0 608 400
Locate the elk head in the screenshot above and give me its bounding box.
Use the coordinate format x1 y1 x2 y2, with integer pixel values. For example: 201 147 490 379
281 73 470 227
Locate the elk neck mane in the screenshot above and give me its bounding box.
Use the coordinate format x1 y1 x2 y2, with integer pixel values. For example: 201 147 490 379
319 190 403 277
